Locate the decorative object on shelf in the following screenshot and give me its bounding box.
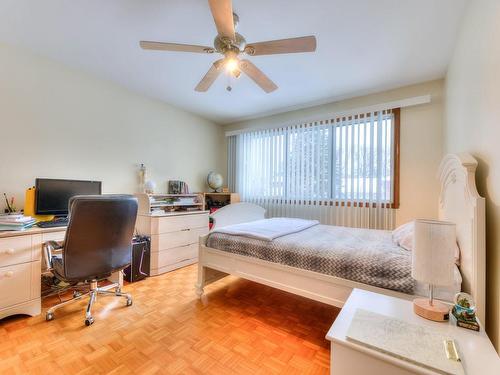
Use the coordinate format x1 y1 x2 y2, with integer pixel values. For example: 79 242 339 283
412 219 456 321
222 187 230 193
144 180 156 194
168 180 189 195
207 171 223 192
450 292 480 331
138 163 147 193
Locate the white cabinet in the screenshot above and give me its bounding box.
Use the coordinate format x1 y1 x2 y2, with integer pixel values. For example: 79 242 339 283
0 232 44 320
136 211 209 276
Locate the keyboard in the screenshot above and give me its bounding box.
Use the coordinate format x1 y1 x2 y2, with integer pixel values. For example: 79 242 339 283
37 218 69 228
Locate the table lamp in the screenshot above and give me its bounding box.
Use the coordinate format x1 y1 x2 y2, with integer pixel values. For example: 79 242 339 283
412 219 456 321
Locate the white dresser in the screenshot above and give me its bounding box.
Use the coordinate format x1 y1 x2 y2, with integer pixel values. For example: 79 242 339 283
136 211 209 276
0 227 65 320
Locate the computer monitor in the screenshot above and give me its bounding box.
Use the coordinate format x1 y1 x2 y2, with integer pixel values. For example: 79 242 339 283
35 178 102 216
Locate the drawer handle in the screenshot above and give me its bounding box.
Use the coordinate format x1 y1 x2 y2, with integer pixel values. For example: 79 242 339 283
2 248 14 255
181 228 191 232
3 271 14 278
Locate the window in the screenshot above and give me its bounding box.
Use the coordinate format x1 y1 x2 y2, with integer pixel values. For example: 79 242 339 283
229 108 400 208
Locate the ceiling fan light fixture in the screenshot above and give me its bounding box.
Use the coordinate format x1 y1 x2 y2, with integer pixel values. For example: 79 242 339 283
140 0 317 93
232 69 241 79
225 58 239 73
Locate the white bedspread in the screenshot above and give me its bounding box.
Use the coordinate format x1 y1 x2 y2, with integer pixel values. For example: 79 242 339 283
212 217 319 241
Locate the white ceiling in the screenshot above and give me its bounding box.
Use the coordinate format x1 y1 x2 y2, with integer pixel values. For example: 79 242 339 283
0 0 466 124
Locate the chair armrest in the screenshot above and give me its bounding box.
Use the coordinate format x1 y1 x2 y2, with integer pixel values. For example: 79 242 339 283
46 240 64 250
43 240 64 270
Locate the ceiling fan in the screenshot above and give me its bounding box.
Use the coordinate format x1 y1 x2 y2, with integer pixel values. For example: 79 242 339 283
139 0 317 93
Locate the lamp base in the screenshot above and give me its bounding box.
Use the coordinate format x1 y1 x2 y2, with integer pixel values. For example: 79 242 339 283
413 298 450 321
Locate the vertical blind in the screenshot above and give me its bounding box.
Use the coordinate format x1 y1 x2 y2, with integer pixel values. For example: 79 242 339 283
228 109 399 230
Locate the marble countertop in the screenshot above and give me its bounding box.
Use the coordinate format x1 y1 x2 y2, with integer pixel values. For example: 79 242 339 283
326 289 500 375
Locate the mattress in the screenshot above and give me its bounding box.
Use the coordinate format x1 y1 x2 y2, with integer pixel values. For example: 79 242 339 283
206 224 462 299
207 224 415 294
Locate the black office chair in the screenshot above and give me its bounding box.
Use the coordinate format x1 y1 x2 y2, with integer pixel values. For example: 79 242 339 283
44 194 138 326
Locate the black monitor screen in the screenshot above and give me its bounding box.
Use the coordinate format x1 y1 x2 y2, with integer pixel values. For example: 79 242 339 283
35 178 102 216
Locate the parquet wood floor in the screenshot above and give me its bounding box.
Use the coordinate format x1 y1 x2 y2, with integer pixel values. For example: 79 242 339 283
0 264 339 375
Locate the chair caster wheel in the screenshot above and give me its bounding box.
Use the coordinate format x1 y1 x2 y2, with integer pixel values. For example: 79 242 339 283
85 317 94 326
46 312 54 321
126 298 133 307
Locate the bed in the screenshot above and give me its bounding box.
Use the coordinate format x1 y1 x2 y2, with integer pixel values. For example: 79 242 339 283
196 153 486 323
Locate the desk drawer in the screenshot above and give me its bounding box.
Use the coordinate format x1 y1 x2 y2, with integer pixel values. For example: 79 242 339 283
0 263 32 308
151 227 208 251
42 231 66 243
0 236 32 268
152 214 208 234
150 243 198 270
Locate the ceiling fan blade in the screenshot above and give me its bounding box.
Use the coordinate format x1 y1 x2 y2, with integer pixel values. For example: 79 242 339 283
244 36 317 56
208 0 235 40
238 59 278 93
140 41 215 54
195 59 225 92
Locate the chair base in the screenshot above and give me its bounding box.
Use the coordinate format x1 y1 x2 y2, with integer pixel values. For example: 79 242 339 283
46 280 132 326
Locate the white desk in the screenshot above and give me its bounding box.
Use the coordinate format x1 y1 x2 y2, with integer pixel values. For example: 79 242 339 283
326 289 500 375
0 226 122 320
0 226 66 319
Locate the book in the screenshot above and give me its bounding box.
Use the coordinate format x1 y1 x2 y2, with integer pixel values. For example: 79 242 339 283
0 224 35 231
0 216 34 224
0 215 36 231
0 214 24 220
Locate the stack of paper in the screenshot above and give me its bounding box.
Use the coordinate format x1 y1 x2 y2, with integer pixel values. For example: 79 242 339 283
0 214 36 231
176 197 197 205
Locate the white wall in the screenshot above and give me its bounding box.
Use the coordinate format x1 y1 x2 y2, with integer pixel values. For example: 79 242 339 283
0 43 224 212
444 0 500 350
224 80 444 227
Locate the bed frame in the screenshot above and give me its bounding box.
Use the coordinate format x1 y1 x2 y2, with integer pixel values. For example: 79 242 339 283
196 153 486 323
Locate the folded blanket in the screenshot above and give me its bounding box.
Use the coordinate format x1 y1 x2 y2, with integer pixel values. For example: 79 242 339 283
211 217 319 241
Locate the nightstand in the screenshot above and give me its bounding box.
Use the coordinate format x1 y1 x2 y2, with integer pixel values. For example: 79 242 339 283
326 289 500 375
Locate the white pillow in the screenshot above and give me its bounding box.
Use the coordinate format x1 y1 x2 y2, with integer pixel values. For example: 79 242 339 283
392 221 460 266
392 221 414 251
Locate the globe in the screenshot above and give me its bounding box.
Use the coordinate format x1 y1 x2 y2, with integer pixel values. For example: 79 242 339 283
207 171 223 192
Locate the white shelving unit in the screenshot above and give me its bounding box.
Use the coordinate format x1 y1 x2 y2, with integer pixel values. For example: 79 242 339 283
135 193 209 276
136 193 205 215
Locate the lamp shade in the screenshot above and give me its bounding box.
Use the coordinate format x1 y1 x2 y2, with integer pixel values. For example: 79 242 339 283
411 219 456 287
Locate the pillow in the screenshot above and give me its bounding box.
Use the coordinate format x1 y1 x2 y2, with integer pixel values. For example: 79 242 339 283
392 221 460 266
392 221 414 251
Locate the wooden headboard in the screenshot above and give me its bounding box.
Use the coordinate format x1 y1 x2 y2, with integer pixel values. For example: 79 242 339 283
438 153 486 323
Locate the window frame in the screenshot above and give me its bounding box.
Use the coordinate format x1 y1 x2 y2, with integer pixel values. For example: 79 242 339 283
328 107 400 209
233 107 401 209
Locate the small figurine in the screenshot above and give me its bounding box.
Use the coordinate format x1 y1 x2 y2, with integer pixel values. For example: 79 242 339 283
451 292 480 331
